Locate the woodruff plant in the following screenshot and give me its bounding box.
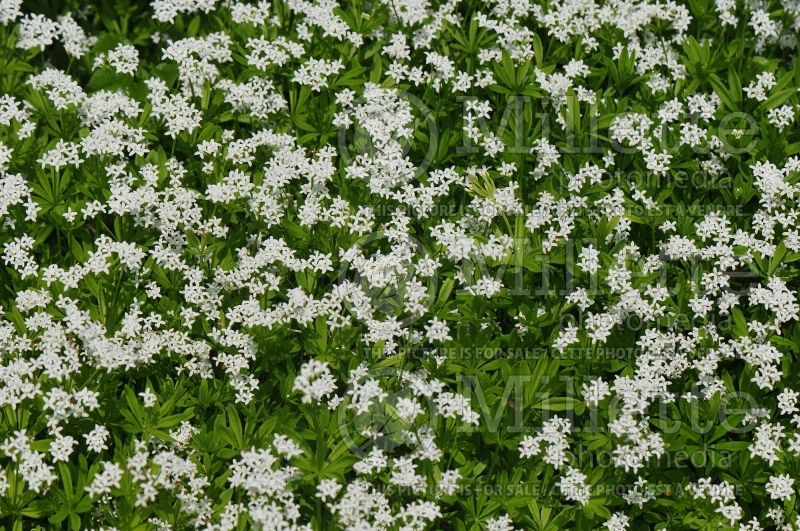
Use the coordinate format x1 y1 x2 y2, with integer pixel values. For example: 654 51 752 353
0 0 799 529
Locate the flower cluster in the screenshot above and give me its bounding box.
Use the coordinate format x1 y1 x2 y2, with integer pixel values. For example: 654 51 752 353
0 0 799 529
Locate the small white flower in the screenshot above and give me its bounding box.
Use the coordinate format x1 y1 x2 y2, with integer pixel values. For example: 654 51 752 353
84 425 110 453
316 478 341 501
766 474 795 501
139 388 157 408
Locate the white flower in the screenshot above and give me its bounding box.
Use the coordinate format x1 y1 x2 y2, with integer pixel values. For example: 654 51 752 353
0 0 23 25
744 72 776 102
424 317 451 343
582 378 611 406
145 77 202 137
0 141 11 172
717 503 743 524
558 466 590 505
50 434 76 462
353 448 387 475
316 478 341 501
767 105 795 131
293 359 337 404
437 469 461 496
84 425 110 453
292 58 344 91
16 14 58 50
272 434 303 459
395 397 423 422
139 388 157 408
778 389 799 415
750 422 785 465
105 43 140 75
766 474 795 501
485 513 517 531
519 417 572 468
578 244 601 274
38 139 83 170
86 462 123 497
605 513 630 531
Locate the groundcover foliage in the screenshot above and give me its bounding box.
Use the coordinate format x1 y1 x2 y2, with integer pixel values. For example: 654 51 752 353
1 0 800 529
